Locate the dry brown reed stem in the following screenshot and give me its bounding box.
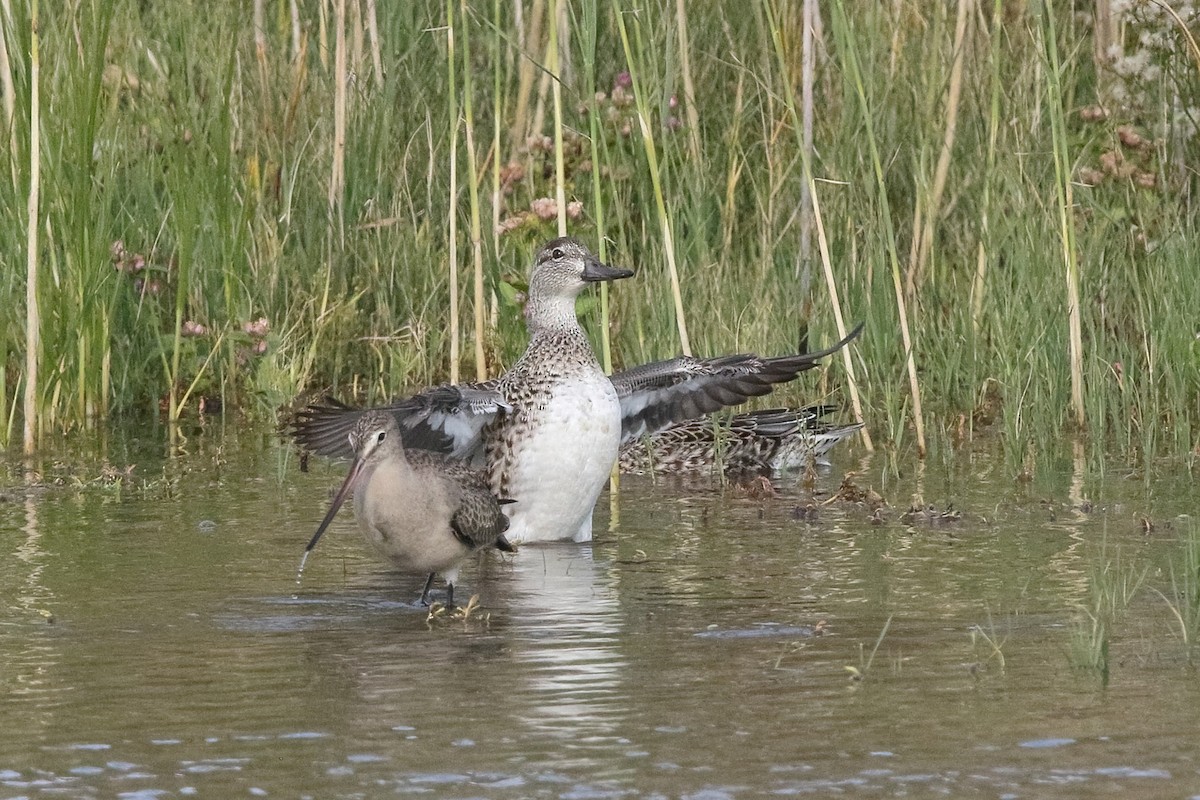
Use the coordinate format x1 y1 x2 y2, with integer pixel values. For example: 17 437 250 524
350 0 364 81
891 246 926 455
906 200 922 299
329 0 347 240
508 0 545 161
1 0 16 203
23 0 40 454
1093 0 1115 72
285 36 309 139
446 0 460 384
720 71 745 257
459 0 486 381
530 36 552 145
289 0 302 61
362 0 381 88
318 0 329 69
253 0 269 108
797 0 818 281
909 0 970 301
812 182 874 452
490 0 502 257
549 0 567 237
673 0 702 162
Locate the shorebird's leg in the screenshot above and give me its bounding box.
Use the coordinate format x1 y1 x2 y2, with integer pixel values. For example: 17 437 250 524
418 573 436 607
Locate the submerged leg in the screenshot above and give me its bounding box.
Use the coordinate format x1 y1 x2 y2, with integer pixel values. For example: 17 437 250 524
418 573 436 606
444 582 456 610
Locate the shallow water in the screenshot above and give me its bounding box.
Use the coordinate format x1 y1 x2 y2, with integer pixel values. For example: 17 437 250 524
1 426 1198 798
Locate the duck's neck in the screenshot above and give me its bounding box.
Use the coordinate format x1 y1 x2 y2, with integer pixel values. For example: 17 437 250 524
525 293 583 337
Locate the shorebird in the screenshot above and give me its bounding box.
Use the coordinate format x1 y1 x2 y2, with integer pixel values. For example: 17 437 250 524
303 409 514 607
291 236 864 543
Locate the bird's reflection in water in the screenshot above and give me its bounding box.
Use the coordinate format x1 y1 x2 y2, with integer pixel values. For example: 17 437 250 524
498 542 632 768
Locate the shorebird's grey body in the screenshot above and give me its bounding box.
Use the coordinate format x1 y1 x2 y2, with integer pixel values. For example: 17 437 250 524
291 237 865 543
305 410 513 606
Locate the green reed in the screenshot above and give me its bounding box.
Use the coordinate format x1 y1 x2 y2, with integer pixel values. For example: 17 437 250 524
0 1 1195 472
1154 517 1200 664
1070 538 1147 685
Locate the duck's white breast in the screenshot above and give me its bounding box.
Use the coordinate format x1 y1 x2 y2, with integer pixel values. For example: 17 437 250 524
499 375 621 544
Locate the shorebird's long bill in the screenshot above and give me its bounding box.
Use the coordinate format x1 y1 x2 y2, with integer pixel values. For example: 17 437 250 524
305 456 366 553
582 259 634 283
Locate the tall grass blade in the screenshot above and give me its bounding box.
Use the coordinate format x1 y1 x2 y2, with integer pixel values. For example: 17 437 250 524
23 0 40 454
613 0 691 355
1038 0 1086 428
909 0 970 300
765 0 872 451
831 0 926 457
329 0 347 241
549 0 567 237
459 0 487 381
972 0 1004 331
446 0 461 384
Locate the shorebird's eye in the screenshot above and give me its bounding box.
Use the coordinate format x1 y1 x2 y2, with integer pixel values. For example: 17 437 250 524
376 431 386 444
552 247 564 260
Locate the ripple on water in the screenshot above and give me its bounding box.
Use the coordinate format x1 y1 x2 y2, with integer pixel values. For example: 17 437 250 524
692 623 818 640
4 437 1200 799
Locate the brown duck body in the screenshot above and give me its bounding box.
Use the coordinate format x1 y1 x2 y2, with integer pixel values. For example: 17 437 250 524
619 407 862 477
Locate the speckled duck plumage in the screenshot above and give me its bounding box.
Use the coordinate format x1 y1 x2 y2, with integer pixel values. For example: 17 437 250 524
290 238 865 543
619 406 863 477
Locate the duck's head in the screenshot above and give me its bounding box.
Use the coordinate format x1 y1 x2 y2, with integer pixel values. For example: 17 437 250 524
528 237 634 300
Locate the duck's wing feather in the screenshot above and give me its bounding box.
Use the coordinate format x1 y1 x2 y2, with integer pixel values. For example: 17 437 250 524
613 322 863 444
289 383 508 462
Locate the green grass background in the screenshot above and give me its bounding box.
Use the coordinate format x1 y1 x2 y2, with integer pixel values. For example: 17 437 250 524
1 0 1197 473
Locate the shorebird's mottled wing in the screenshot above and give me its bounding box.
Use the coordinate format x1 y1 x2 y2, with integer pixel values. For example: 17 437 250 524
289 383 508 461
612 322 864 444
408 450 513 551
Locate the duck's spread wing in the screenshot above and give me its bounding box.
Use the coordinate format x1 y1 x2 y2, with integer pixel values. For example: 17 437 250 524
613 322 863 444
289 383 508 461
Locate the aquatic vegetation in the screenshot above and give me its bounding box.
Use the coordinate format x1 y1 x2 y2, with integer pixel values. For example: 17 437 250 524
0 1 1196 473
1152 517 1200 664
968 616 1009 676
845 614 894 682
1070 538 1148 684
426 592 491 630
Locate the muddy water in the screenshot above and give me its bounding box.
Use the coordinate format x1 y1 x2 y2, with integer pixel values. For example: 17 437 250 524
1 426 1198 798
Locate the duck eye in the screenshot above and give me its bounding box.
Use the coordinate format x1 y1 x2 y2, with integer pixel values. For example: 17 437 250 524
552 247 564 260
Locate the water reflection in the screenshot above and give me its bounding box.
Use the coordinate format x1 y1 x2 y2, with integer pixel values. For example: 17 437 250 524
3 432 1200 798
250 521 633 775
3 490 66 748
497 541 632 769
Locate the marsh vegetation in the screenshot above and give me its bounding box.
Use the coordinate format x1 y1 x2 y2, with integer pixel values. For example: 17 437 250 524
1 0 1196 476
